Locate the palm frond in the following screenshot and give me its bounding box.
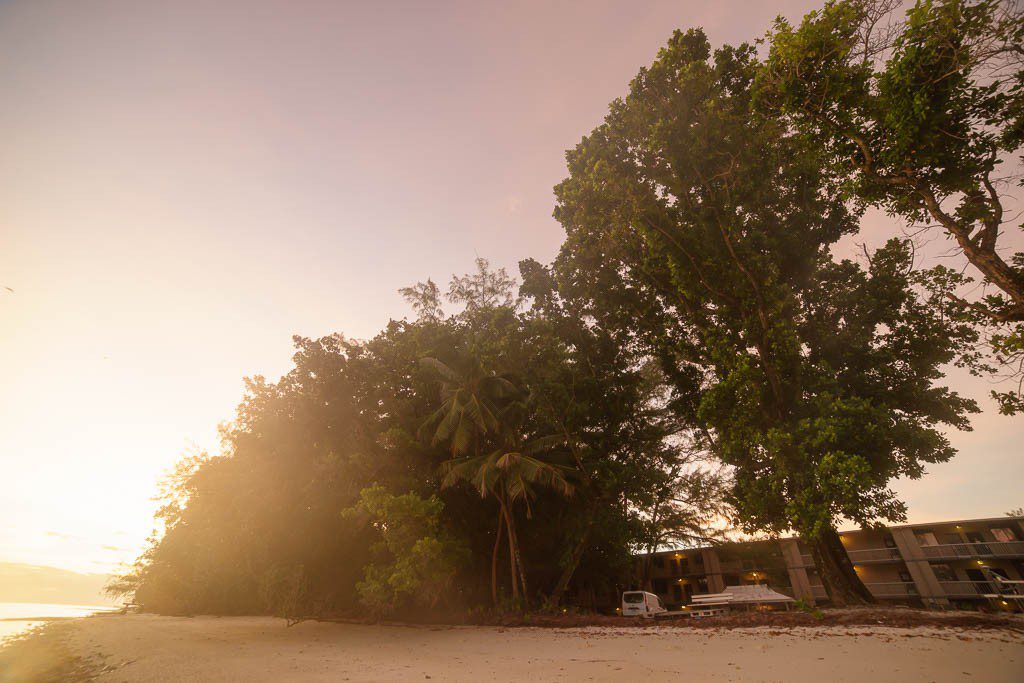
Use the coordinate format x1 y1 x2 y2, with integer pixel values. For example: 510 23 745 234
419 357 463 384
439 454 486 489
450 409 476 456
480 374 518 399
471 452 504 498
496 452 575 498
523 433 572 454
418 403 449 443
432 394 466 447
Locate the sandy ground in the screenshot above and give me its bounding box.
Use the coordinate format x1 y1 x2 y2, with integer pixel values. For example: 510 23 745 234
8 614 1024 682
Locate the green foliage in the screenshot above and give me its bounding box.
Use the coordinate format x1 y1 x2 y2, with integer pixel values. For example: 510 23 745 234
447 257 519 313
552 25 979 602
258 564 310 625
344 486 468 617
399 278 444 323
792 597 824 618
419 355 515 457
114 254 711 615
758 0 1024 411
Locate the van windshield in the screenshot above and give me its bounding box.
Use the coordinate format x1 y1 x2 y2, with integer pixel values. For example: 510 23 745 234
622 593 644 603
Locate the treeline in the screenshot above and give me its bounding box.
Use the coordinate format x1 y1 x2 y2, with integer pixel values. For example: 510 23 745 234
111 0 1022 615
109 260 722 616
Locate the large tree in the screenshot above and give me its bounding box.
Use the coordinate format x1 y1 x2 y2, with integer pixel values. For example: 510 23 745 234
553 28 978 604
758 0 1024 411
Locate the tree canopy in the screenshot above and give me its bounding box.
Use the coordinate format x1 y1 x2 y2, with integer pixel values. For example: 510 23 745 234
552 27 979 604
111 259 716 616
758 0 1024 411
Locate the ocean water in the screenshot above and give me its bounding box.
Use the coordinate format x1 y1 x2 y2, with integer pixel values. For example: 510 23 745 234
0 602 117 643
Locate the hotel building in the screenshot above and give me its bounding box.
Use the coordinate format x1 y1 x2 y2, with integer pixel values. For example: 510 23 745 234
631 515 1024 611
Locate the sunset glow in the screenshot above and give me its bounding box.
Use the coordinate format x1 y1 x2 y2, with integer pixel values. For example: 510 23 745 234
2 0 1021 582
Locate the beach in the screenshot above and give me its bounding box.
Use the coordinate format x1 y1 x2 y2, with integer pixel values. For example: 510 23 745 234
2 614 1022 682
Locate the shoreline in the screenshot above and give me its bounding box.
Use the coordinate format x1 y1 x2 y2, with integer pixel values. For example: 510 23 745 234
225 605 1024 633
1 612 1022 682
0 613 118 623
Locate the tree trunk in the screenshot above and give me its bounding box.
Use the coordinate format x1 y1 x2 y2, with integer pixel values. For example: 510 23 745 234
501 497 529 608
810 525 875 606
499 496 520 604
491 509 505 606
547 517 595 608
641 502 661 591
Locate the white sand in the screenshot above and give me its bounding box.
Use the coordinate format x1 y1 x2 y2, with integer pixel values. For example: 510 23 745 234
61 614 1023 682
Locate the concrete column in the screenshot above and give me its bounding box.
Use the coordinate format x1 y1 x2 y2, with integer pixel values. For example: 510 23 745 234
779 538 816 604
891 528 949 608
701 548 725 593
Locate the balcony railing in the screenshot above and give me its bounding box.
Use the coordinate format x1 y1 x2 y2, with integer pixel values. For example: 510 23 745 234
810 582 918 600
919 541 1024 560
799 548 902 568
939 581 989 598
845 547 903 563
866 581 919 598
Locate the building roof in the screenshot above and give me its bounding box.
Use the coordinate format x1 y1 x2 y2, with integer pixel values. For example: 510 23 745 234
881 515 1024 531
721 585 795 604
642 515 1024 557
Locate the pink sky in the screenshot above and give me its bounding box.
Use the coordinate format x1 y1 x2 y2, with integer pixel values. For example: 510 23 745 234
1 0 1020 574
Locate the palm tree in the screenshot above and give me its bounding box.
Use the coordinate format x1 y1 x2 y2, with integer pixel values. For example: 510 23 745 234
440 443 573 605
420 356 515 604
418 356 513 457
421 356 573 607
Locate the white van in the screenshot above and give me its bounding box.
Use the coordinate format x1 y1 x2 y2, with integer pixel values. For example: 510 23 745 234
621 591 666 617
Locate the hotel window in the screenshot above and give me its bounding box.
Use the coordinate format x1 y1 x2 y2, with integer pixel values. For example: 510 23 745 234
931 564 956 581
883 535 897 548
991 528 1018 542
915 532 938 546
653 556 664 568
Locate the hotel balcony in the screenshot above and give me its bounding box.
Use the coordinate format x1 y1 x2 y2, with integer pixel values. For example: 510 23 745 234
799 547 903 567
939 581 990 598
918 541 1024 560
865 581 919 598
811 581 919 600
718 560 750 573
845 547 903 563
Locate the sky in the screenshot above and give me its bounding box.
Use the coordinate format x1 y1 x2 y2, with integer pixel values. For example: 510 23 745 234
1 0 1021 577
